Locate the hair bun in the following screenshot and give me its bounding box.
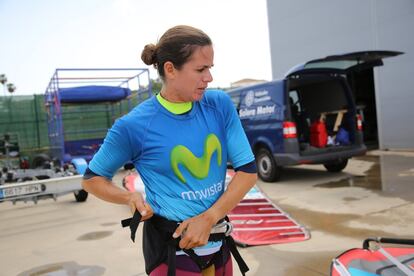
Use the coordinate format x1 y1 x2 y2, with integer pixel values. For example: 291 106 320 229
141 43 157 65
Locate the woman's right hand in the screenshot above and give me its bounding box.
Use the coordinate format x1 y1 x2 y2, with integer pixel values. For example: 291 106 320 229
127 192 153 221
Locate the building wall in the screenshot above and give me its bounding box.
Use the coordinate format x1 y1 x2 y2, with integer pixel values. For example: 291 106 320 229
267 0 414 149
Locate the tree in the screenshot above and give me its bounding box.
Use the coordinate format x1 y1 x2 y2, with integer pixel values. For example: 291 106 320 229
0 74 7 96
151 78 162 94
7 83 16 94
0 74 17 95
0 74 7 85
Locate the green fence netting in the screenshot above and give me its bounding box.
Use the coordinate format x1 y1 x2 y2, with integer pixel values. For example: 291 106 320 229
0 95 48 153
0 91 151 158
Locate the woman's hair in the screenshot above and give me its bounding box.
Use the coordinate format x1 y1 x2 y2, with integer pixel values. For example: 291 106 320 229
141 25 212 79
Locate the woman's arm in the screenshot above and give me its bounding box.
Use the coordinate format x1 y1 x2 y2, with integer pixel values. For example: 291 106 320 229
82 177 153 219
173 171 257 249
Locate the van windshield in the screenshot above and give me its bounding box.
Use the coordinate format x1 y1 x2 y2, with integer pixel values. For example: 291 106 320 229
228 92 241 109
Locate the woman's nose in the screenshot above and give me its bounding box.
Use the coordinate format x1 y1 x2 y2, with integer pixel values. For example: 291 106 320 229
203 69 213 83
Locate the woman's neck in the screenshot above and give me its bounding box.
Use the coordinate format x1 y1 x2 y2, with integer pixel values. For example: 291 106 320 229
156 93 192 115
160 88 187 103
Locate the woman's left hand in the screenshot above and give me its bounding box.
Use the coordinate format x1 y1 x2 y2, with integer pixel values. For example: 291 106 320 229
173 211 218 249
172 171 257 249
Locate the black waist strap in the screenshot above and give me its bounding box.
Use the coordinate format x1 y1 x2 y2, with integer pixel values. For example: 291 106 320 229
121 210 142 242
121 211 249 275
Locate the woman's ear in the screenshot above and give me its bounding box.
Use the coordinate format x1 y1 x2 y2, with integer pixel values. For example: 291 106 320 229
164 61 175 79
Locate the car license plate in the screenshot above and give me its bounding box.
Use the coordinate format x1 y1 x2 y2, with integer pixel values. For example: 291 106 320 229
0 183 43 199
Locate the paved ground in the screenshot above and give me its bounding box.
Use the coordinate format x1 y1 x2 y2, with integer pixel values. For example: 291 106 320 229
1 150 413 276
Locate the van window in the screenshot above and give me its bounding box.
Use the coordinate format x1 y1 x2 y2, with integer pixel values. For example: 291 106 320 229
304 60 357 70
289 90 302 113
299 80 348 114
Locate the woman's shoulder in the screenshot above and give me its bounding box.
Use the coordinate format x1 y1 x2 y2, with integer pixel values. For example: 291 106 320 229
119 96 158 125
202 89 231 107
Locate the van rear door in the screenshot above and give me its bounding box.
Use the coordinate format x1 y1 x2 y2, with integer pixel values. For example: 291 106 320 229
285 50 403 147
285 50 403 77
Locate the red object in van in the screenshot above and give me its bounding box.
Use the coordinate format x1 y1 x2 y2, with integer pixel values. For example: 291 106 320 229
310 120 328 148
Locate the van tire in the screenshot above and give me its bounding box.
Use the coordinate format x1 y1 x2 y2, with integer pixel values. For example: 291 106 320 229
323 159 348 172
74 189 88 202
256 148 281 182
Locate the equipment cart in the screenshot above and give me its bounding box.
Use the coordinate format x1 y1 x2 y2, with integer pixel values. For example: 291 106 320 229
0 68 151 204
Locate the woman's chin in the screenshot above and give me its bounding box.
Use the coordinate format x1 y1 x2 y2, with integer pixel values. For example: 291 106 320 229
193 91 205 101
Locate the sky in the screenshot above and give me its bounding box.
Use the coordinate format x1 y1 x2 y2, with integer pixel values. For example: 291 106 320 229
0 0 272 95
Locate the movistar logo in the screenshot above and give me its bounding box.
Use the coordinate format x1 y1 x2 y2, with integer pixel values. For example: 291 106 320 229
171 133 222 184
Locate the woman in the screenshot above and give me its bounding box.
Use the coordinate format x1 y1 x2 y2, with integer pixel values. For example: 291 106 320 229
82 25 257 276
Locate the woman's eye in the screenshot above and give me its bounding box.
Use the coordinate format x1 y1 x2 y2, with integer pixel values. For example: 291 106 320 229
197 68 205 72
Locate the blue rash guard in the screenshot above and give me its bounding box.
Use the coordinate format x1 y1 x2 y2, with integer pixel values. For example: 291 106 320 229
89 89 254 255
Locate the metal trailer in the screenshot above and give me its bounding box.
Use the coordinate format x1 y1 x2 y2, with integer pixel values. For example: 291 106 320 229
44 68 152 168
0 174 83 204
0 68 152 204
0 136 87 203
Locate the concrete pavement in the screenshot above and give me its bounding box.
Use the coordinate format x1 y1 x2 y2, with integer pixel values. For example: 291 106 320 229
0 150 413 275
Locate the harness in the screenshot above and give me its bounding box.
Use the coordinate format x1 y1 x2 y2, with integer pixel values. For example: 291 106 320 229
122 211 249 276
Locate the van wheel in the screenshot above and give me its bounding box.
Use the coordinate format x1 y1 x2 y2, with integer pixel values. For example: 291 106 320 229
323 159 348 172
256 148 281 182
74 189 88 202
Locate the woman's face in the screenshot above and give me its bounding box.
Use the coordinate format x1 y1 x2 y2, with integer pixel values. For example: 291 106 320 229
167 45 214 102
